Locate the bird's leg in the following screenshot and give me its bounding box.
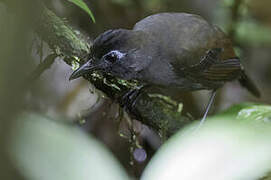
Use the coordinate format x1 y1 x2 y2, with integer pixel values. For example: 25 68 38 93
198 90 217 126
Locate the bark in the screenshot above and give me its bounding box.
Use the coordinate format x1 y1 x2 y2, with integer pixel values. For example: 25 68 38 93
34 4 193 138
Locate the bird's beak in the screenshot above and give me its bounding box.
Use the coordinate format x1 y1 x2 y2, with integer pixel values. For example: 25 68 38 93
69 61 99 81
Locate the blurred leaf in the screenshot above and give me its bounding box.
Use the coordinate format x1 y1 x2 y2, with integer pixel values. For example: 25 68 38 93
222 0 235 7
237 105 271 123
142 116 271 180
67 0 95 23
214 0 271 45
211 104 271 124
7 113 128 180
212 103 255 118
142 104 271 179
236 21 271 45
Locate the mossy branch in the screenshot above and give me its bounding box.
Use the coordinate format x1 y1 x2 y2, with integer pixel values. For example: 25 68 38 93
35 6 90 65
35 4 192 138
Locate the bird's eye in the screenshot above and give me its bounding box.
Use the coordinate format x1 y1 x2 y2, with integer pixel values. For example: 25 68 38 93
105 52 118 63
104 50 125 63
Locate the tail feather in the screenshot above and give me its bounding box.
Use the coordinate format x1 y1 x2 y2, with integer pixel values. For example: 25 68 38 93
239 71 261 98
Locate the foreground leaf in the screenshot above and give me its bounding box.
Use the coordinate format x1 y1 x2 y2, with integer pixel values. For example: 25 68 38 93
142 118 271 180
67 0 95 23
7 113 128 180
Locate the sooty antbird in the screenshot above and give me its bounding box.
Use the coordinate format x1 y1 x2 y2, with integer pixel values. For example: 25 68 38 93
70 13 260 124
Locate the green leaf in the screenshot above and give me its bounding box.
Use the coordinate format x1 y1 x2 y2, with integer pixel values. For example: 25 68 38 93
142 116 271 180
237 105 271 123
67 0 95 23
236 21 271 45
211 104 271 124
8 113 128 180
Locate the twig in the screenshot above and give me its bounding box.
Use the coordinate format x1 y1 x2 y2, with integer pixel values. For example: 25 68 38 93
228 0 243 42
39 40 43 63
28 53 57 82
32 3 192 138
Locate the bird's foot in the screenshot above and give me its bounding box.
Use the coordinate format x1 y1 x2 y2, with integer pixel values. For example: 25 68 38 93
119 85 145 114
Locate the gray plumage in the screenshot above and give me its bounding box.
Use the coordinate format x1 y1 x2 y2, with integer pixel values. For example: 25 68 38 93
70 13 260 97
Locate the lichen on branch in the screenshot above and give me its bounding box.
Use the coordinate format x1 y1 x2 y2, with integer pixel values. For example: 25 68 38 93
35 5 90 65
34 4 192 138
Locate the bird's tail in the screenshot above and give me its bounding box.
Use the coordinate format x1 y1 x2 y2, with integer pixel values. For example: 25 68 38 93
238 70 261 98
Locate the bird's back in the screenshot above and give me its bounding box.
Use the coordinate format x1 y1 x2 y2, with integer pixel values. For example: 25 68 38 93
133 13 236 67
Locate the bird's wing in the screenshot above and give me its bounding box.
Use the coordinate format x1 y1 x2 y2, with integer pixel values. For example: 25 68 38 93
184 48 242 82
200 58 242 81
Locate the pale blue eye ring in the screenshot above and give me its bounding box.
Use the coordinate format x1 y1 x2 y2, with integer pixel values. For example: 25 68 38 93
104 50 126 63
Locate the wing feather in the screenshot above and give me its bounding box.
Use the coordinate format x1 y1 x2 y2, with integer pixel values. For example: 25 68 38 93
182 49 242 82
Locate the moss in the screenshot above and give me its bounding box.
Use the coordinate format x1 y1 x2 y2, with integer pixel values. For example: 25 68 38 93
35 4 194 138
35 7 90 64
134 93 191 138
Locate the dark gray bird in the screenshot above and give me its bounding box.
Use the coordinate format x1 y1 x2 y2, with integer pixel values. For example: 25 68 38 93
70 13 260 123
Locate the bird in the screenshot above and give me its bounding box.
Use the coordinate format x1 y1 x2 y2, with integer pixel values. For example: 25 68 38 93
69 13 260 124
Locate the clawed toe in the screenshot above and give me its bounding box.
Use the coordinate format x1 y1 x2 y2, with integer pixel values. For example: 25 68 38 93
119 85 145 114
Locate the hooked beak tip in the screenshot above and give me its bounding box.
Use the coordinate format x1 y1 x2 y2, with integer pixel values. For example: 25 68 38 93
69 74 78 81
69 69 82 81
68 60 97 81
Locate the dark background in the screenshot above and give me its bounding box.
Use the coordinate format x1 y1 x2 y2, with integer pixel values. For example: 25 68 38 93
38 0 271 177
1 0 271 179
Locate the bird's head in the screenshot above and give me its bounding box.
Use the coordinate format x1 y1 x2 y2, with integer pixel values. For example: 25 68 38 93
69 29 146 81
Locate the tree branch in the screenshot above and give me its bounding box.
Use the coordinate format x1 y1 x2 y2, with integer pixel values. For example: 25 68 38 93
28 54 57 81
35 6 91 65
34 4 192 138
